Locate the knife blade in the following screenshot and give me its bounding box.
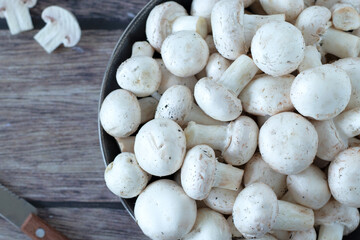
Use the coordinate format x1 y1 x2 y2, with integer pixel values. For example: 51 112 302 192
0 184 69 240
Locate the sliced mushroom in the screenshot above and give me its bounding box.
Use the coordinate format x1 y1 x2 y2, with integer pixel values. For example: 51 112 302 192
185 116 259 166
161 31 209 77
259 112 318 175
134 179 197 240
233 183 314 238
134 118 186 177
0 0 37 35
34 6 81 53
181 145 243 200
104 153 149 198
251 21 305 77
99 89 141 138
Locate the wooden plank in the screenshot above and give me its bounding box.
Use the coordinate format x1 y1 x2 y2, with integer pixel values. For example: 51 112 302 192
0 29 134 202
0 208 145 240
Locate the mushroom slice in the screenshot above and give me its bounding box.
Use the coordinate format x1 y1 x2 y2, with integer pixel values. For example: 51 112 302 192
0 0 37 35
34 6 81 53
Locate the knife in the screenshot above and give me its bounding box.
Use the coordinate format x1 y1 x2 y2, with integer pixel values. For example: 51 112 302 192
0 184 69 240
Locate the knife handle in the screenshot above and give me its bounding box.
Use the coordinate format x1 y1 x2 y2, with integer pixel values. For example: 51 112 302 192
21 213 69 240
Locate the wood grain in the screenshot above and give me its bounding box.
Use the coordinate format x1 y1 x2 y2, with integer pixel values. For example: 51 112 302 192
0 29 125 202
0 208 145 240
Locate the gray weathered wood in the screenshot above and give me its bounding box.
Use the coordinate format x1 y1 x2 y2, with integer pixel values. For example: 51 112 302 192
0 208 145 240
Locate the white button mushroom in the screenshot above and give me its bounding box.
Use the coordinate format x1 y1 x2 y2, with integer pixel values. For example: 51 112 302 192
331 3 360 31
145 1 187 52
211 0 246 60
155 85 221 126
183 208 231 240
259 112 318 175
134 118 186 177
233 183 314 239
99 89 141 138
0 0 37 35
287 165 331 210
181 145 243 200
290 64 352 120
116 56 161 97
333 57 360 110
194 55 258 121
190 0 220 31
134 179 197 240
115 136 135 153
204 35 216 54
312 107 360 161
289 228 317 240
244 153 287 198
138 97 158 124
328 147 360 207
205 53 231 82
251 21 305 77
316 0 360 13
155 59 197 94
161 31 209 78
227 215 243 238
203 186 242 215
259 0 304 22
34 6 81 53
239 74 295 116
185 116 259 166
131 41 155 57
104 153 149 199
315 199 360 239
298 46 322 72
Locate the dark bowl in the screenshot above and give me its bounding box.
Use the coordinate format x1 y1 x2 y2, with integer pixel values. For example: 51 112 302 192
98 0 360 238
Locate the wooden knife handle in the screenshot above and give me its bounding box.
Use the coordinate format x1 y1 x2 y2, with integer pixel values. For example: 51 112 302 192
21 213 69 240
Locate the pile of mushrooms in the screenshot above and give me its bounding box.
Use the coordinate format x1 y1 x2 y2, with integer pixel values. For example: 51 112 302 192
100 0 360 239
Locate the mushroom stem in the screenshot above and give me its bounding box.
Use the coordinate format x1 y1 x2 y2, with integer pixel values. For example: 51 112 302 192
115 136 135 153
244 14 285 48
185 104 222 125
213 161 243 191
185 121 228 150
320 28 360 58
34 24 65 53
138 97 158 124
172 16 208 38
217 55 258 96
333 107 360 138
1 2 33 35
273 200 314 231
318 224 344 240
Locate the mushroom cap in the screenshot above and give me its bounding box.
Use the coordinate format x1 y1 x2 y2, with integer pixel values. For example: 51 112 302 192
205 53 231 82
155 59 197 94
134 179 197 240
233 182 278 239
240 74 295 116
333 57 360 110
181 145 217 200
223 116 259 166
259 0 304 22
259 112 318 175
203 187 242 215
155 85 193 125
161 31 209 78
24 0 38 8
315 199 360 235
328 147 360 207
190 0 221 30
244 153 287 198
99 89 141 138
227 215 243 238
251 21 305 77
116 56 161 97
289 228 317 240
311 119 347 161
134 118 186 177
211 0 246 60
183 208 232 240
287 165 331 210
290 64 352 120
104 153 149 198
295 6 332 45
194 77 242 122
41 6 81 47
145 1 187 52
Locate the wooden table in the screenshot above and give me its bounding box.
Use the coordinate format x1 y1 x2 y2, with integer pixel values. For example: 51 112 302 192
0 0 147 239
